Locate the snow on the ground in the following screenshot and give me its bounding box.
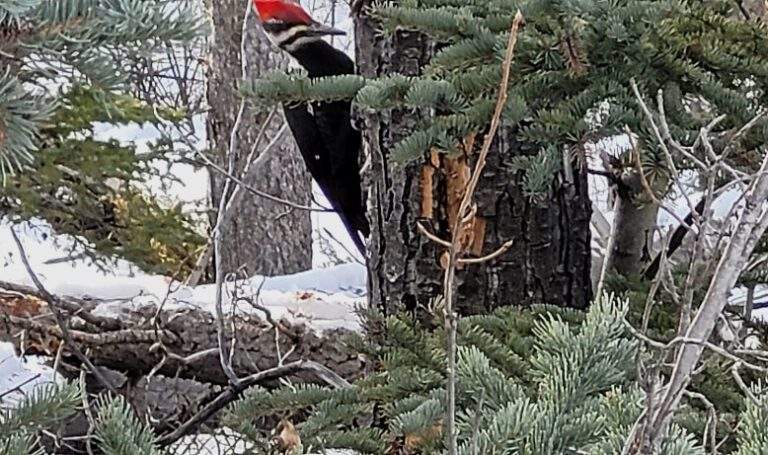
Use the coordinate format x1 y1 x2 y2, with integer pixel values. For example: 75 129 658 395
0 218 366 400
0 219 366 331
0 343 55 405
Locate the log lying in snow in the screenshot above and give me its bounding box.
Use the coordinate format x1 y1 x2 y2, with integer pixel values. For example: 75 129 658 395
0 280 365 451
0 281 365 385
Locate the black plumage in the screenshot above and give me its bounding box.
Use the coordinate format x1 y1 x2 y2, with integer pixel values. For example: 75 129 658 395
281 40 369 255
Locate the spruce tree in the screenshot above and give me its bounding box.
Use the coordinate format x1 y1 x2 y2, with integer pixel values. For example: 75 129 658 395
248 0 768 314
234 0 768 452
219 294 768 454
0 0 206 274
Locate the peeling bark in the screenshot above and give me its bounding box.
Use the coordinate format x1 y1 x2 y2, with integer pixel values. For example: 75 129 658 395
354 5 593 318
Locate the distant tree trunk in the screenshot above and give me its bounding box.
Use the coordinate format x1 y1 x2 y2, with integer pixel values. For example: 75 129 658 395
206 0 312 278
607 196 659 277
354 4 593 317
599 143 665 279
603 167 661 277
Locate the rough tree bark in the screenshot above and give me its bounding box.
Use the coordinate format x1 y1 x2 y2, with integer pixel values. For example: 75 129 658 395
207 0 312 278
354 4 593 317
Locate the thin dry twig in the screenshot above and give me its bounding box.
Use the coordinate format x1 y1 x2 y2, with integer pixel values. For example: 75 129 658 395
683 391 718 454
9 228 117 394
629 80 698 219
458 240 515 265
596 196 621 297
155 359 351 446
197 142 325 213
416 221 452 248
0 373 41 401
626 152 768 450
731 362 760 406
624 321 768 373
431 12 524 454
625 126 695 234
210 0 254 386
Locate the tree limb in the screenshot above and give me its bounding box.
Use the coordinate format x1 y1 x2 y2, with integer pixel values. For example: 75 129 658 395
155 359 351 446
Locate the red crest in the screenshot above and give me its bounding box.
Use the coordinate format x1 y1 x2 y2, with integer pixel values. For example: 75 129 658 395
253 0 313 25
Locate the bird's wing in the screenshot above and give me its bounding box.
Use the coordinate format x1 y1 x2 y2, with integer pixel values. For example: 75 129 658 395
312 100 369 235
283 103 368 253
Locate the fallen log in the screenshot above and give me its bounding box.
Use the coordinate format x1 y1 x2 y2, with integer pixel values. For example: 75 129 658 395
0 282 365 385
0 281 365 453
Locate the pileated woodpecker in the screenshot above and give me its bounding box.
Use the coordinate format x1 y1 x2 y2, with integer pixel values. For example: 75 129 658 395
253 0 369 255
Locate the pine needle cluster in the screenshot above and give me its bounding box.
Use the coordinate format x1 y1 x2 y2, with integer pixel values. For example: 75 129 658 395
247 0 768 199
0 383 165 455
0 85 205 275
220 295 768 454
0 0 206 274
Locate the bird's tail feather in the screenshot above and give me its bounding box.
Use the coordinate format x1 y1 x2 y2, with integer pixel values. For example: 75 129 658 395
337 212 366 258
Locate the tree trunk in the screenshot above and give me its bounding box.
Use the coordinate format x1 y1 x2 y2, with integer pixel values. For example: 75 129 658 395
206 0 312 278
607 194 659 277
354 4 593 317
601 153 662 278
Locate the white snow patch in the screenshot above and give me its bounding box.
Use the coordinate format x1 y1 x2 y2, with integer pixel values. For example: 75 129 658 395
0 220 366 331
0 344 55 406
0 218 365 398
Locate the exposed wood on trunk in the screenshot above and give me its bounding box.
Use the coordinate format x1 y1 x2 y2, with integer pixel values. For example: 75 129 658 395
419 150 440 220
355 3 593 317
443 154 471 235
422 141 486 271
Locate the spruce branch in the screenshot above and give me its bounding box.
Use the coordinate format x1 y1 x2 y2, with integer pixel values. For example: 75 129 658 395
0 382 80 436
0 0 38 25
155 360 351 446
94 394 163 455
0 69 53 181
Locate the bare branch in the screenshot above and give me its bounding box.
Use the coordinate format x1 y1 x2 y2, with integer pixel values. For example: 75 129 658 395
196 125 325 213
9 227 118 394
458 240 514 265
0 373 41 401
155 359 351 446
416 221 452 248
637 152 768 449
438 13 524 454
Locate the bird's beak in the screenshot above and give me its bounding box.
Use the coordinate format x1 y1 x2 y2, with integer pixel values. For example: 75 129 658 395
306 21 346 36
